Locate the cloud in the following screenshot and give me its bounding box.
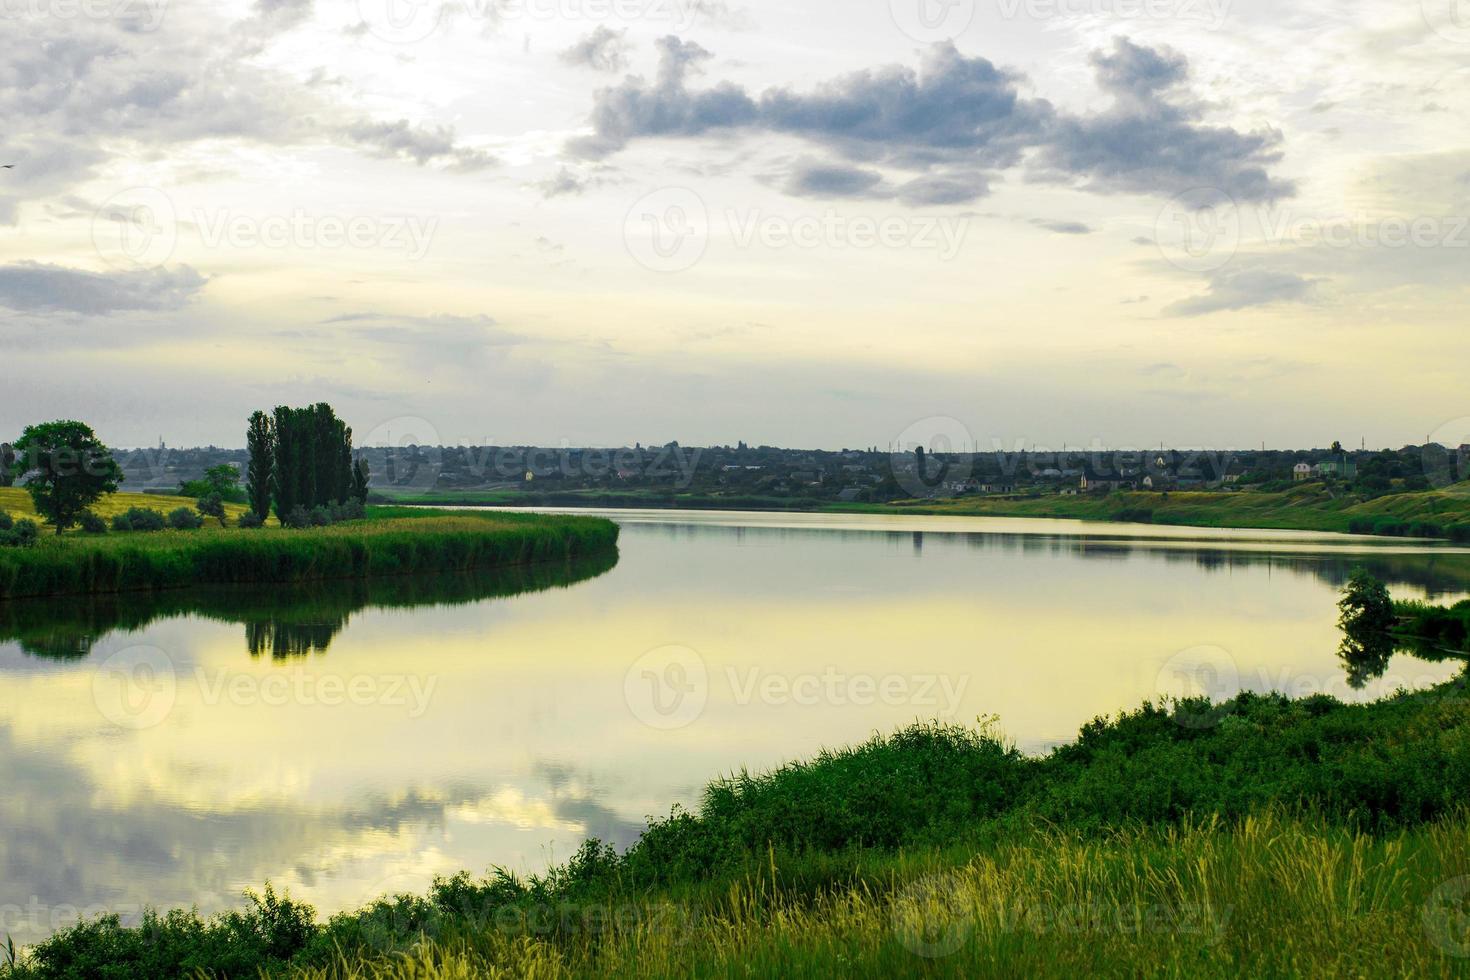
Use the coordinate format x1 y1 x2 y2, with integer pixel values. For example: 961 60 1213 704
1163 268 1317 317
536 167 589 197
560 26 631 73
344 120 497 171
1032 219 1093 234
0 263 207 314
571 37 1293 205
781 161 886 198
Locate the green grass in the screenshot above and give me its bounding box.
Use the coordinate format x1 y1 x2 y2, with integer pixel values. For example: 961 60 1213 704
8 670 1470 978
848 483 1470 537
0 505 618 599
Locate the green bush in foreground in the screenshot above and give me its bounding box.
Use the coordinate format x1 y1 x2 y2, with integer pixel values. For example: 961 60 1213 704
7 671 1470 978
112 507 166 533
167 507 203 530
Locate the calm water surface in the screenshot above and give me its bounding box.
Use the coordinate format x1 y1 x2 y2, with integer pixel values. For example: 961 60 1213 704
3 510 1468 944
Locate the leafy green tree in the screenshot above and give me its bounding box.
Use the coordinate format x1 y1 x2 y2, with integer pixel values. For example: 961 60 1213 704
10 421 123 534
246 410 274 521
0 443 14 487
180 464 246 503
352 457 370 503
197 493 227 527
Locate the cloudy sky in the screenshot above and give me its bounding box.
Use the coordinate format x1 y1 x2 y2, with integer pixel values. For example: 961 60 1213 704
3 0 1468 450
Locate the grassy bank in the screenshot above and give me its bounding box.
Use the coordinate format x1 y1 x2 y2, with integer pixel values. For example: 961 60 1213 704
8 671 1470 977
0 506 618 600
369 483 1470 539
848 483 1470 537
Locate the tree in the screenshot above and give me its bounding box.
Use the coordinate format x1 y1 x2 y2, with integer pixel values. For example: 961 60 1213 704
197 493 227 527
10 421 123 534
352 456 370 503
1337 568 1397 689
180 464 246 503
246 410 274 520
264 403 356 521
0 443 13 487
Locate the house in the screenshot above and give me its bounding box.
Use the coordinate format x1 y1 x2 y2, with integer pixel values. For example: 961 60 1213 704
1080 475 1136 493
1292 463 1313 481
1315 459 1358 479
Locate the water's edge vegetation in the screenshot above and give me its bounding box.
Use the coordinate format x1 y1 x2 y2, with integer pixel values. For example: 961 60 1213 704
6 662 1469 976
0 507 620 600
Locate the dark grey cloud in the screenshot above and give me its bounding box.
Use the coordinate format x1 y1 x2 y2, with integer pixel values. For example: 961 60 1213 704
0 263 207 315
344 120 496 171
1163 268 1317 317
560 26 631 73
1032 219 1093 234
572 37 1293 206
781 161 886 198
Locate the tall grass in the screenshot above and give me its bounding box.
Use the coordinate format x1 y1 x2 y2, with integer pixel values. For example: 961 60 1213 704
0 510 618 599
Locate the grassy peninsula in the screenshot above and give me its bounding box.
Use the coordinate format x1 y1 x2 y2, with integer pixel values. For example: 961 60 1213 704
0 496 619 600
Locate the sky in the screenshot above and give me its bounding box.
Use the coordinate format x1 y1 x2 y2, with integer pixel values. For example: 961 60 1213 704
2 0 1469 451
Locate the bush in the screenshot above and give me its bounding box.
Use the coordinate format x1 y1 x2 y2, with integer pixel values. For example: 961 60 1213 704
78 511 107 534
283 506 311 529
168 507 203 530
196 493 227 527
0 518 38 548
113 507 166 532
1449 524 1470 544
0 511 12 531
1370 517 1409 537
1408 520 1443 538
238 510 265 529
1347 516 1375 534
309 505 332 527
1113 507 1154 524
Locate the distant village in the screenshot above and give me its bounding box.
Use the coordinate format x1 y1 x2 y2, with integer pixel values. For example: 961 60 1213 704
110 439 1461 505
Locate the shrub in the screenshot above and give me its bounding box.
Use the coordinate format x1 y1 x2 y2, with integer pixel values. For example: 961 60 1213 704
283 506 311 529
0 511 12 531
1449 524 1470 544
1408 520 1443 538
1370 517 1409 537
78 511 107 534
0 518 38 548
168 507 203 530
115 507 167 532
309 505 332 527
238 510 265 529
196 493 227 527
1113 507 1154 524
1347 516 1375 534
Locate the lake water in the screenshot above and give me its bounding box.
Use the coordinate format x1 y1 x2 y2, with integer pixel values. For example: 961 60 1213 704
3 510 1468 945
